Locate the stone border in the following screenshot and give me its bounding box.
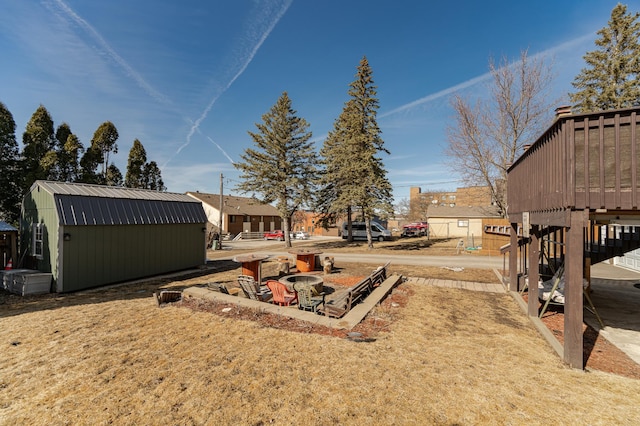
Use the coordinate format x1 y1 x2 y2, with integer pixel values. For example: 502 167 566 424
182 274 404 330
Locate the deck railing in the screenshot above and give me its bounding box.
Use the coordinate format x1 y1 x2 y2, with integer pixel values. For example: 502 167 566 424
508 107 640 215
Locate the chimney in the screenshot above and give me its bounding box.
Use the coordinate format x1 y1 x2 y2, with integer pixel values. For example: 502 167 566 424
554 105 572 119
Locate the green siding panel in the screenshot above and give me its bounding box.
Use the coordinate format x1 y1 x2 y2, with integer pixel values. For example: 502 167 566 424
60 223 205 292
21 186 60 278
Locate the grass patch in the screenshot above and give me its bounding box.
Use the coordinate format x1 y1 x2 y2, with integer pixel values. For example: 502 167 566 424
1 243 639 424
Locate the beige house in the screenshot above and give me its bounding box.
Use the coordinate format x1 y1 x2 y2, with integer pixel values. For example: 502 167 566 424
186 192 281 237
426 205 501 247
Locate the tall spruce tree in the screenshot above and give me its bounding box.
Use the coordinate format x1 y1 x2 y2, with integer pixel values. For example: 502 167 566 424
315 101 358 236
318 56 392 248
21 105 57 192
235 92 318 248
570 3 640 112
125 139 147 188
0 101 22 223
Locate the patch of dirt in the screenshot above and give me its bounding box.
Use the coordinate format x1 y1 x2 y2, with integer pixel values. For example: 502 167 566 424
522 295 640 379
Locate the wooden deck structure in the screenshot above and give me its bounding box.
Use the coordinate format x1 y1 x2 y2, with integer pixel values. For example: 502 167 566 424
507 106 640 368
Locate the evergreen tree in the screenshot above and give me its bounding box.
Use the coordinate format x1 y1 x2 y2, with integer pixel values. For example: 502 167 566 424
21 105 57 192
60 134 83 183
0 101 22 223
235 92 318 247
125 139 147 188
318 56 392 248
55 123 72 151
79 121 119 184
78 145 104 184
141 161 166 191
91 121 119 176
54 122 83 182
315 102 358 235
570 3 640 112
106 164 123 187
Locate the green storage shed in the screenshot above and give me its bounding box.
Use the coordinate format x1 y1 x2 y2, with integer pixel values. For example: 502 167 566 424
20 181 208 292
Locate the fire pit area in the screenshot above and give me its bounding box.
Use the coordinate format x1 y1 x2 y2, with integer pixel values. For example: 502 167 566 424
288 249 323 272
278 273 324 295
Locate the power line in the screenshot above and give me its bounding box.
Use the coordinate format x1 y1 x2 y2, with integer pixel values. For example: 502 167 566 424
393 180 462 188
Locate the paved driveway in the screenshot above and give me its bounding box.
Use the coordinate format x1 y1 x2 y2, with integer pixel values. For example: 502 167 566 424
218 237 504 270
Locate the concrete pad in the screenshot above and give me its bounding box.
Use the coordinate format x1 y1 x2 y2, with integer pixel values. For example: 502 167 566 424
584 277 640 365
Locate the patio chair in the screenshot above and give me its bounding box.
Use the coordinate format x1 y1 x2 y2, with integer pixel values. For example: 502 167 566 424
238 275 272 302
265 280 298 306
295 284 325 312
218 283 241 296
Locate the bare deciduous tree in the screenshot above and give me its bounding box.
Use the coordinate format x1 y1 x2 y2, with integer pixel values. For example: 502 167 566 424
394 198 410 221
446 50 557 217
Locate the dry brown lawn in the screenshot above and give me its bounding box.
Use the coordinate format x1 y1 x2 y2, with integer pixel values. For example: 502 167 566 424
1 239 640 424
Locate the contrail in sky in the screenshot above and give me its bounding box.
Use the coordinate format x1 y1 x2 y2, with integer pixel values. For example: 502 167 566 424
165 0 293 167
380 32 595 119
48 0 171 105
202 132 235 164
380 73 490 118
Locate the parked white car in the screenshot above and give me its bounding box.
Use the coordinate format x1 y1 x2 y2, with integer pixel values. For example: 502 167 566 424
294 231 310 240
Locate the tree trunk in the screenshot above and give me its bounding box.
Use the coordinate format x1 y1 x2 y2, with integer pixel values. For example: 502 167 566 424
346 206 353 242
283 215 292 248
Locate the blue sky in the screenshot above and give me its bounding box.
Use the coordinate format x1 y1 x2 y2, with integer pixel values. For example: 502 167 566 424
0 0 635 203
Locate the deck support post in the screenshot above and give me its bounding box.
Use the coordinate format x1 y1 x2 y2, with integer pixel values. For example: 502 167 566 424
564 209 585 368
528 225 540 317
509 222 519 292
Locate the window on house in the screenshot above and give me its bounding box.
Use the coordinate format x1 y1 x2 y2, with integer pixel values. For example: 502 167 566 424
457 220 469 228
32 223 44 259
230 216 236 223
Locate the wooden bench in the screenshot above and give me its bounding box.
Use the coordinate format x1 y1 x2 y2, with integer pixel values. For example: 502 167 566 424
370 262 390 287
319 276 372 318
318 262 392 318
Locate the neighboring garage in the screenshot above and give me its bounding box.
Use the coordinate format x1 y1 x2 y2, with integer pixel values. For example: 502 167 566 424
20 181 208 293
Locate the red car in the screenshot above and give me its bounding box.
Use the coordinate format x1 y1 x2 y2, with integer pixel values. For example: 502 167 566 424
263 230 285 241
401 222 429 237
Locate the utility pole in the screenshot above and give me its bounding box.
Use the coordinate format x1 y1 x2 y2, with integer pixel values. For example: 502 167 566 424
218 173 223 250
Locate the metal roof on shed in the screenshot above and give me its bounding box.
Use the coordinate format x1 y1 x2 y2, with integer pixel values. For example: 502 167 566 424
35 180 194 202
32 181 207 226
